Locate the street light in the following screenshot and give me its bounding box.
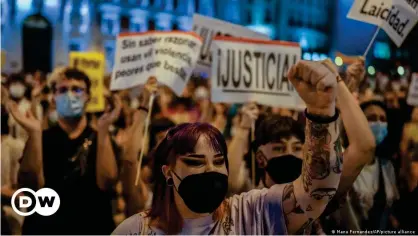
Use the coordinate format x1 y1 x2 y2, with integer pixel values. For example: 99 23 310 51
368 66 376 75
335 57 343 66
397 66 405 76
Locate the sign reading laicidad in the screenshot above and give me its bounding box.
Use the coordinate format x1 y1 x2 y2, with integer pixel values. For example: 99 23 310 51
110 31 202 96
211 36 304 109
192 14 269 75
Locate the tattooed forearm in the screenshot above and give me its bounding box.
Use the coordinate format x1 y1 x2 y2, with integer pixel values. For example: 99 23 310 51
284 116 341 234
332 137 343 174
294 218 314 235
302 121 332 192
283 183 305 226
310 188 337 200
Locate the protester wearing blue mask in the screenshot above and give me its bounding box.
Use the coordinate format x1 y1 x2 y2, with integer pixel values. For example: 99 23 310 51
343 100 399 231
7 68 122 235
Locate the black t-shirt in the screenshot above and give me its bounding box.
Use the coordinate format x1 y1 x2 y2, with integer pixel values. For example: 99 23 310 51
22 125 116 235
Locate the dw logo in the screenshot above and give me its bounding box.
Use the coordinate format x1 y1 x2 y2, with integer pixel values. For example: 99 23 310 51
11 188 60 216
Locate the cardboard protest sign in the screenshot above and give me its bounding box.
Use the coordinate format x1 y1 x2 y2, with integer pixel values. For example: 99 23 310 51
192 14 269 75
407 73 418 106
347 0 418 47
69 52 105 112
211 36 305 110
110 31 202 96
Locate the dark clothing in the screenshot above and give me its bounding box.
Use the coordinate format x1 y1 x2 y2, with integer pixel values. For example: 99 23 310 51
22 125 116 235
392 187 418 231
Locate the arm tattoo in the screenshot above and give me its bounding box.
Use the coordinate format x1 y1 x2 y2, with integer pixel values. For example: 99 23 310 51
283 183 305 226
310 188 337 200
302 121 332 192
332 137 343 174
294 218 314 235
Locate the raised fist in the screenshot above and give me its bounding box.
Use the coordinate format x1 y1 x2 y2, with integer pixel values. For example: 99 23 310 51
288 59 338 117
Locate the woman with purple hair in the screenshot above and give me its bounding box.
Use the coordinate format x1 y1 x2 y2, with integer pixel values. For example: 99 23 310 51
113 60 344 235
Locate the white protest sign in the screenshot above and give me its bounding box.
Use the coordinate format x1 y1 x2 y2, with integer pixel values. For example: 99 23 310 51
382 3 418 46
192 14 269 75
211 36 305 110
407 73 418 106
347 0 418 47
110 31 202 96
405 0 418 11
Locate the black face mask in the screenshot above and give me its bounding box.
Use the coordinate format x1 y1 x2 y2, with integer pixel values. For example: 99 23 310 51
264 154 302 184
172 171 228 213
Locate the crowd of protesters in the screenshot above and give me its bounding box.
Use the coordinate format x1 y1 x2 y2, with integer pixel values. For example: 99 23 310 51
1 57 417 234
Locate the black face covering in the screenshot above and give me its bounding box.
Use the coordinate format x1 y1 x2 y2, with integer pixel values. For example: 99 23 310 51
172 171 228 213
265 154 302 184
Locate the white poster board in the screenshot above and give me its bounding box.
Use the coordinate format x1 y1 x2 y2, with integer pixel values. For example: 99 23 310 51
347 0 418 47
192 14 269 75
407 73 418 106
110 31 202 96
211 36 305 110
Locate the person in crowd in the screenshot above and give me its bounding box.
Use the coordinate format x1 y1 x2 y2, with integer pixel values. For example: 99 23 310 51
113 59 343 234
332 100 399 231
400 107 418 189
6 73 43 141
1 105 25 235
118 77 160 218
7 68 122 234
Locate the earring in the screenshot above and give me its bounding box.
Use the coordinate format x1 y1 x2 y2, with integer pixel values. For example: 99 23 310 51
166 178 174 187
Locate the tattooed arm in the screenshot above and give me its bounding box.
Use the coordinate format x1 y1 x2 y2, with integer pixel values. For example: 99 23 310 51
282 115 341 234
284 60 342 234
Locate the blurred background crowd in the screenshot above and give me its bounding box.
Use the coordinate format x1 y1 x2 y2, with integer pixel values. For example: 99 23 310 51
1 0 418 235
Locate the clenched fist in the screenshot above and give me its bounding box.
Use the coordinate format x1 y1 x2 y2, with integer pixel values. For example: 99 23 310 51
288 59 338 117
346 58 365 92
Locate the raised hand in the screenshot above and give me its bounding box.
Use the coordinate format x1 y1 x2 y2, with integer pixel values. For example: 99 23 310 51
345 58 366 92
138 76 158 109
240 102 259 129
6 100 42 133
288 59 338 117
98 94 122 130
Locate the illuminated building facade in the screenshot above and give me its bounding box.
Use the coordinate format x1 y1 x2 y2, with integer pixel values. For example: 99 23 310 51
0 0 337 74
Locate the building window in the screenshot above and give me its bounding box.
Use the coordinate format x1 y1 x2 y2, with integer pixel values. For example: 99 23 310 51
120 15 130 32
172 22 179 30
264 9 272 23
148 19 155 30
69 41 81 52
173 0 178 10
195 0 199 12
149 0 155 7
247 10 252 23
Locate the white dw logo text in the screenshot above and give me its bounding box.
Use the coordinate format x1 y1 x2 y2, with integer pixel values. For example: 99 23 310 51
11 188 60 216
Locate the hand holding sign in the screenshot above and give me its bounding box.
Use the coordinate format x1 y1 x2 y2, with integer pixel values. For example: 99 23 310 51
345 58 366 92
288 60 338 117
240 103 260 129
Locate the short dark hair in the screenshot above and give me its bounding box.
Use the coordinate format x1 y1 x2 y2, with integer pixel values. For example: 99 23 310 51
254 115 305 150
52 68 91 95
6 73 25 86
360 100 387 114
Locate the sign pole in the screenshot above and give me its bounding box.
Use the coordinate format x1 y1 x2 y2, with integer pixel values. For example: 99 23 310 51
363 26 380 58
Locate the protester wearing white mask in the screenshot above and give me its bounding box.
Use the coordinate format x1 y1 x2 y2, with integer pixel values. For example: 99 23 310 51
6 73 42 141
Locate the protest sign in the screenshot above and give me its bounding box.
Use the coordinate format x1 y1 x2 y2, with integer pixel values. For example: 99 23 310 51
407 73 418 106
192 14 269 75
211 36 305 110
347 0 418 47
69 52 105 112
1 50 5 69
110 31 202 96
405 0 418 11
